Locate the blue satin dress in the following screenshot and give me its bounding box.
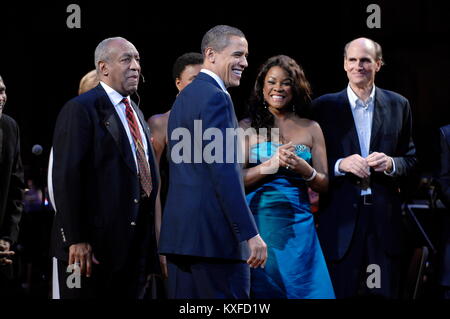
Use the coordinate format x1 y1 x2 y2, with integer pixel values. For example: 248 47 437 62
246 142 335 299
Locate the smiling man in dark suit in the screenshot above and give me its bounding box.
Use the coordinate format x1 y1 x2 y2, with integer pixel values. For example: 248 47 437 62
49 37 159 299
159 25 267 299
312 38 417 298
0 75 24 296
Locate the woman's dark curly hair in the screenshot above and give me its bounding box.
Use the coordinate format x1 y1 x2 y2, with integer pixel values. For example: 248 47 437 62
248 55 312 137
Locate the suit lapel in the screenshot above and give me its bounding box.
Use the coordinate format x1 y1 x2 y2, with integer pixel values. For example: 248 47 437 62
224 93 239 129
93 85 137 174
198 72 238 128
370 88 387 150
338 89 361 155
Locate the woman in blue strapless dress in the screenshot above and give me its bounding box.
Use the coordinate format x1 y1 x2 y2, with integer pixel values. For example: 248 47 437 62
240 55 334 299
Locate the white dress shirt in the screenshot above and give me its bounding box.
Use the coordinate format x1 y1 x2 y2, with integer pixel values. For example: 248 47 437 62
100 81 149 171
335 85 375 195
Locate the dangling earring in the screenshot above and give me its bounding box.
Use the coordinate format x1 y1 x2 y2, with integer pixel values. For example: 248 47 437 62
263 100 268 109
292 104 296 112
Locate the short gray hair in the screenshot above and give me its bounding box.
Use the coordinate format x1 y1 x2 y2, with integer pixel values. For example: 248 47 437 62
201 25 245 57
344 38 385 66
94 37 127 71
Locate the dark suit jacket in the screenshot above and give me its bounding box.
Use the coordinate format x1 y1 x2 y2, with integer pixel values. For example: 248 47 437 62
50 84 159 271
159 72 258 261
437 124 450 286
0 114 24 245
438 125 450 207
312 87 417 261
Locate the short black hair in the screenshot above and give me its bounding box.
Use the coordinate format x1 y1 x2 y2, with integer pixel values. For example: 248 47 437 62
201 25 245 57
172 52 203 81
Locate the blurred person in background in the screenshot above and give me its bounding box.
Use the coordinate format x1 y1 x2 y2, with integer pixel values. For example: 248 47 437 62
0 74 25 297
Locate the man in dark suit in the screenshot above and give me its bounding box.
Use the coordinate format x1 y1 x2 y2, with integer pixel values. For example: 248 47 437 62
147 52 203 292
437 124 450 298
49 37 160 298
0 75 24 296
159 25 267 299
312 38 417 298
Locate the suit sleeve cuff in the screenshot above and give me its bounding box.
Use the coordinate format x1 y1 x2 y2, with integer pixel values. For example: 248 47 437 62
334 159 346 176
384 157 396 176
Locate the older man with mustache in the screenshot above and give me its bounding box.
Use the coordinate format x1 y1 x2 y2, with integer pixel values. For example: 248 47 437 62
49 37 160 299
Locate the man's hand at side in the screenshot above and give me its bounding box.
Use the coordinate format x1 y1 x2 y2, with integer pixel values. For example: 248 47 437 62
247 234 267 269
68 243 100 277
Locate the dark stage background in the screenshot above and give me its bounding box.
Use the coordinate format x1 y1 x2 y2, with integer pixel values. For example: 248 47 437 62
1 0 450 300
1 0 449 178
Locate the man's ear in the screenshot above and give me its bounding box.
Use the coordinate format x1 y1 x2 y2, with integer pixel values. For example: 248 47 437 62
205 47 215 64
375 59 382 72
99 61 108 76
175 77 182 91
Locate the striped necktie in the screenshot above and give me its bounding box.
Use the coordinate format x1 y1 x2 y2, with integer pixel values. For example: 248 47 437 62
122 98 152 197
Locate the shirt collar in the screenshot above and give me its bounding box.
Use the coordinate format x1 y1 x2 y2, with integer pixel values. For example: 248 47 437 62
200 69 228 93
100 81 130 107
347 84 376 109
